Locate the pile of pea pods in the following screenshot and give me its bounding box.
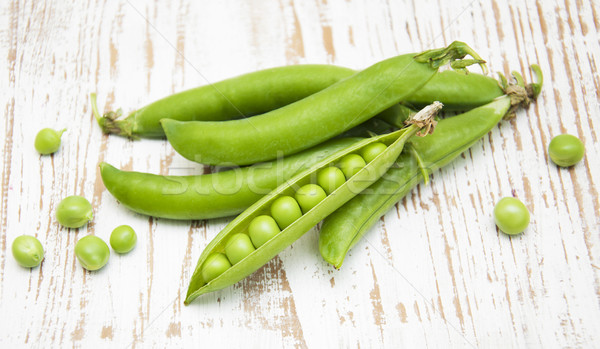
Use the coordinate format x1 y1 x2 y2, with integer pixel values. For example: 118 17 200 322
87 41 556 304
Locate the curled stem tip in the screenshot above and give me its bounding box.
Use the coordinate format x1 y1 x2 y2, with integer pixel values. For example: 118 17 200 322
90 93 100 122
512 71 525 88
500 64 544 119
527 64 543 99
414 41 488 74
404 101 442 136
497 72 508 90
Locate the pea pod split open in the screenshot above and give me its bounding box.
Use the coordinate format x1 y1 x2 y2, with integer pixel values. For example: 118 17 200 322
163 41 485 166
319 65 543 268
184 106 440 304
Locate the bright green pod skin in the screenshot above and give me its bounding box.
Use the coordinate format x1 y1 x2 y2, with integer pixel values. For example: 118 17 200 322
319 96 518 268
163 42 484 165
96 65 355 138
404 70 503 111
75 235 110 271
12 235 44 268
95 64 498 139
185 116 435 303
99 138 359 220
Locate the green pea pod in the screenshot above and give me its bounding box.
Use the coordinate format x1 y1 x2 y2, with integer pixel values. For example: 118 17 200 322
94 65 355 138
93 63 501 139
100 137 361 220
403 70 504 111
319 66 543 268
163 41 485 166
184 107 440 304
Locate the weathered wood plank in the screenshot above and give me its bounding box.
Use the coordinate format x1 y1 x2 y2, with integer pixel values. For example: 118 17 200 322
0 0 598 347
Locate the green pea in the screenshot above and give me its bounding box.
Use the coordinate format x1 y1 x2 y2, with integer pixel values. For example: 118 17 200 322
548 134 585 167
317 167 346 195
248 215 281 247
110 225 137 254
56 195 93 228
201 253 232 282
295 184 327 213
224 233 256 264
338 154 366 178
75 235 110 271
35 128 66 155
493 197 530 235
12 235 44 268
360 142 387 163
270 196 302 229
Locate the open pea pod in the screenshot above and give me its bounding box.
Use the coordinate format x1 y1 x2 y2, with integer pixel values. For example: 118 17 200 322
184 107 439 304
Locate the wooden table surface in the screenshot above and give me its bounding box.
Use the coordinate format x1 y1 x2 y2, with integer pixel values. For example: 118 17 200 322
1 0 599 347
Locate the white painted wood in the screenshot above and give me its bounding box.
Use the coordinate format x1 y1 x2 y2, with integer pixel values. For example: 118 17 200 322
1 0 599 347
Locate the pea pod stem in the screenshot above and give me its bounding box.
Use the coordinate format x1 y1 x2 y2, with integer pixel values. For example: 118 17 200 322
318 65 543 269
184 105 440 303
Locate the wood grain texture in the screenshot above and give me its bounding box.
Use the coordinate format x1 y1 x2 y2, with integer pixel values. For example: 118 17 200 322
1 0 599 347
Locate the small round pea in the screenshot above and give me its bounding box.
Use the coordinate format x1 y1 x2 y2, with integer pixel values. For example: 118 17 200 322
110 225 137 254
270 196 303 229
295 184 327 213
338 154 366 179
548 134 585 167
56 195 93 228
317 167 346 195
35 128 66 155
12 235 44 268
224 233 256 264
201 253 232 282
75 235 110 271
248 215 281 247
360 142 387 163
493 197 530 235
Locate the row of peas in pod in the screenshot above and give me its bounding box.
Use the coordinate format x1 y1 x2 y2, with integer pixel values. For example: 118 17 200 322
200 142 387 282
